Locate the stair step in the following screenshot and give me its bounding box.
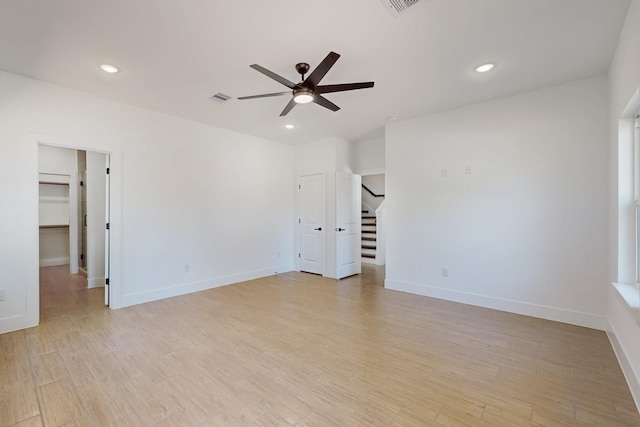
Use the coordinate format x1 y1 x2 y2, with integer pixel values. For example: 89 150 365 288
362 253 376 259
362 236 376 242
361 244 376 250
361 247 376 255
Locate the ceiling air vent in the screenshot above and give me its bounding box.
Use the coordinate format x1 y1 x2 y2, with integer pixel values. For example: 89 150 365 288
381 0 423 16
211 93 231 102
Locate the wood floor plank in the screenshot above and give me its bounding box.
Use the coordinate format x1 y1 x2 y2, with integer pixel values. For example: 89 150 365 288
2 264 638 426
9 415 44 427
36 378 86 427
0 382 41 426
31 351 68 387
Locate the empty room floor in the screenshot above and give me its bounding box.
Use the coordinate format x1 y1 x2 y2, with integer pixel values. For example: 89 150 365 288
1 264 639 426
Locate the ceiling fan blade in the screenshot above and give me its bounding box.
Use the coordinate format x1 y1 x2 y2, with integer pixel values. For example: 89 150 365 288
250 64 297 89
304 52 340 88
316 82 375 94
279 98 297 116
237 91 290 100
313 95 340 112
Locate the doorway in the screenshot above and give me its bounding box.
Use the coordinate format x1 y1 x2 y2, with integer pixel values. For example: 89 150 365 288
38 144 111 307
360 172 386 266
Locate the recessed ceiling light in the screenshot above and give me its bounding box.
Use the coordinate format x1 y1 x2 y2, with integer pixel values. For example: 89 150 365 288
100 64 119 74
285 124 295 129
475 63 495 73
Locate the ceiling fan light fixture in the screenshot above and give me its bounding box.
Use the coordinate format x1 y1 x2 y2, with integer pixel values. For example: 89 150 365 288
293 88 314 104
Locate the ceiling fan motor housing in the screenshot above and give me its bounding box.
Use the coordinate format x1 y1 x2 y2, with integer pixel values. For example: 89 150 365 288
295 62 310 78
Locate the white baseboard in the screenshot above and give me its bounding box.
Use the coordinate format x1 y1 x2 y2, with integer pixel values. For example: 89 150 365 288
384 279 607 330
118 264 295 309
608 323 640 412
0 314 38 335
39 257 70 267
87 277 105 288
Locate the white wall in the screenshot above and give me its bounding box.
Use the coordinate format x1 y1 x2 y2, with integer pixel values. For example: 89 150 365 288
0 71 295 334
608 0 640 407
362 174 384 195
353 132 385 174
362 174 385 212
38 227 70 267
385 76 609 330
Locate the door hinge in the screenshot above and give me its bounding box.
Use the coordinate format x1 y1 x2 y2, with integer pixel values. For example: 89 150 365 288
80 180 84 187
80 253 84 260
298 184 301 189
106 223 110 230
298 218 301 224
105 278 110 285
106 167 110 175
298 253 301 258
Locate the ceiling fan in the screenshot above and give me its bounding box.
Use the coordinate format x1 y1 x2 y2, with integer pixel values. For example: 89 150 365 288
237 51 374 116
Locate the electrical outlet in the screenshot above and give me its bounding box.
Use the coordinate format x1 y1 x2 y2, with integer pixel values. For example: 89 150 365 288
0 289 5 301
442 268 448 277
466 164 472 174
441 168 447 178
184 264 190 273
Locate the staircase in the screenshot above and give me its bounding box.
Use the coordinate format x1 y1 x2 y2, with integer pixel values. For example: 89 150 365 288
361 210 377 261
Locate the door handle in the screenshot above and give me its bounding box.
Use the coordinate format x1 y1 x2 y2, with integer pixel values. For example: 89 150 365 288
314 227 322 231
336 227 345 232
84 215 87 227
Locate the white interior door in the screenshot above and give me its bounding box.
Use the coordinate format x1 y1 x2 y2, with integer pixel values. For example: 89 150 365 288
299 174 326 275
104 155 110 306
86 152 107 289
336 171 361 279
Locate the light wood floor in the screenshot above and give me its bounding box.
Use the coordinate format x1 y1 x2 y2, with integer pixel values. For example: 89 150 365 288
1 265 639 426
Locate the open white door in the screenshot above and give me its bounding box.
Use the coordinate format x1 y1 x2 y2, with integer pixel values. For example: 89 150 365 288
104 155 110 306
336 171 361 279
299 174 326 275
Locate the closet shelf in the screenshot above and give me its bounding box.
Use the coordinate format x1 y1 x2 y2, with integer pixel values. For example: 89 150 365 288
39 181 70 186
39 196 69 203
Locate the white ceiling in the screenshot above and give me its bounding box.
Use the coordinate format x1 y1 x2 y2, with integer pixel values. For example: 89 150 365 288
0 0 630 145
